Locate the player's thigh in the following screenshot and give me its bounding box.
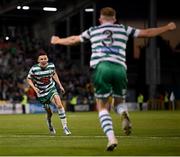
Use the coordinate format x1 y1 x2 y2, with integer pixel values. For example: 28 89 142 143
92 62 112 95
112 64 127 97
51 94 64 108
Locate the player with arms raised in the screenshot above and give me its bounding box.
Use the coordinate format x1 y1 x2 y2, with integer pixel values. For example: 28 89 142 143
51 7 176 151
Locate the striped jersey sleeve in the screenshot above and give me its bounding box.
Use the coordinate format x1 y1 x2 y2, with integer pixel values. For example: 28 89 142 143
125 25 140 37
80 27 93 42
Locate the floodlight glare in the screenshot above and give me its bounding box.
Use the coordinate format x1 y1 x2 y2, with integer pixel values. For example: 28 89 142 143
5 36 9 40
43 7 57 12
85 8 94 12
17 6 21 9
22 6 30 10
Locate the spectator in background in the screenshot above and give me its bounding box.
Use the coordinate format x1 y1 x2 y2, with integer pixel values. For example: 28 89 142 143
137 93 144 111
170 91 175 110
69 95 78 112
21 92 28 114
164 91 169 110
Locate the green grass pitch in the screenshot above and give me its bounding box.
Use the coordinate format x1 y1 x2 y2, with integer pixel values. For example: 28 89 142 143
0 111 180 156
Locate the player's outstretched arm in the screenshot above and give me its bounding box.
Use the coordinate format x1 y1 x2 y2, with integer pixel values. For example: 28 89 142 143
51 35 81 46
138 22 176 38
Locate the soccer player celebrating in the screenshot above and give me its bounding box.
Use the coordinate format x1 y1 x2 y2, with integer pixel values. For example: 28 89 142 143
27 50 71 135
51 7 176 150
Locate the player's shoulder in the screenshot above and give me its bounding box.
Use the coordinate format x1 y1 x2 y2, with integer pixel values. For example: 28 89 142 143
48 62 55 66
31 64 40 69
88 24 109 32
115 23 126 29
28 64 40 73
48 62 55 68
118 24 134 31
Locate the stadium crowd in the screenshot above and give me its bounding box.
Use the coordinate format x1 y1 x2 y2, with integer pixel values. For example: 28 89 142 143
0 34 179 111
0 36 95 110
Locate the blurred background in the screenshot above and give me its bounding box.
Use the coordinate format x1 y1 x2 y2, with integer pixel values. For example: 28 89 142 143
0 0 180 114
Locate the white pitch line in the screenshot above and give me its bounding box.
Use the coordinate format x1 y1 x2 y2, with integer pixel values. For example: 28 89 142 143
0 135 180 139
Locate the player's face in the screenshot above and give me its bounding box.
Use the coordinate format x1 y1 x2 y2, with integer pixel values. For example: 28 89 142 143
38 55 48 67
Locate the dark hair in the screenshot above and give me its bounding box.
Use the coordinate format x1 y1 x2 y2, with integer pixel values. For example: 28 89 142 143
36 49 48 60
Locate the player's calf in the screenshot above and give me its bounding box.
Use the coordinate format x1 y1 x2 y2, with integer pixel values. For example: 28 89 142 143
121 111 132 135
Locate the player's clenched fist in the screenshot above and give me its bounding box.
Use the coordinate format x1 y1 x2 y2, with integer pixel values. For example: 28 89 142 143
51 36 60 44
167 22 176 31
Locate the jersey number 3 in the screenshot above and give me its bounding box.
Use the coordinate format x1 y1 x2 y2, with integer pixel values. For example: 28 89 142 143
102 30 114 46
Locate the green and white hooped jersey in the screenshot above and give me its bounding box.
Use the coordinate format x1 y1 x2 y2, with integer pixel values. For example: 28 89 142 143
27 63 56 98
80 23 140 69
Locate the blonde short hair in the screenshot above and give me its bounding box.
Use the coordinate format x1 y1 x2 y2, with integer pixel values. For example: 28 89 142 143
100 7 116 17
